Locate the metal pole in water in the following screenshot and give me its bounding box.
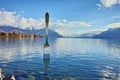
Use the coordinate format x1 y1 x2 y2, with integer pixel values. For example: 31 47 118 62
45 12 49 37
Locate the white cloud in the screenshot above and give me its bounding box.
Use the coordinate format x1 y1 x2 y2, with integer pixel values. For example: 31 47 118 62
0 10 45 29
0 11 19 27
96 3 102 8
89 22 120 34
112 12 120 20
112 15 120 19
0 10 91 30
50 19 91 36
51 19 91 30
106 22 120 28
96 22 120 32
19 17 45 29
0 10 91 37
97 0 120 8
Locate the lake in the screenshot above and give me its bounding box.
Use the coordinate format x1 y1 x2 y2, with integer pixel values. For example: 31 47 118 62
0 37 120 80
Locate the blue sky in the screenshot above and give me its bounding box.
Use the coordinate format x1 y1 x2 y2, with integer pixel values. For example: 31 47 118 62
0 0 99 20
0 0 120 36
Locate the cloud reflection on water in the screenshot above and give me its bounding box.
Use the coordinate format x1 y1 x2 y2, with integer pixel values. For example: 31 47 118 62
100 66 120 80
0 37 120 79
0 37 43 63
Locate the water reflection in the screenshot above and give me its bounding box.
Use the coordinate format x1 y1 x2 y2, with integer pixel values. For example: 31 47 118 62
0 37 120 79
100 66 120 80
0 37 43 63
102 39 120 59
43 36 50 80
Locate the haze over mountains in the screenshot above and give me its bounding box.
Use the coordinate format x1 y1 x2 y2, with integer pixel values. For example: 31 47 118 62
0 26 62 37
78 31 102 38
93 28 120 39
78 28 120 39
64 27 120 39
0 26 120 39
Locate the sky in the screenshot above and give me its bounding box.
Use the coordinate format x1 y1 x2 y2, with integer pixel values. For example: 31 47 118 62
0 0 120 37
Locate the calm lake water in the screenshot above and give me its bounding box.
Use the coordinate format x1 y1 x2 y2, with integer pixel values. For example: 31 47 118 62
0 37 120 80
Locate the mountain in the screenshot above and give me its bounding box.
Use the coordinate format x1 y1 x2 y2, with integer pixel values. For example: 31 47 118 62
0 26 23 33
94 28 120 39
78 31 102 38
39 28 62 37
0 26 62 37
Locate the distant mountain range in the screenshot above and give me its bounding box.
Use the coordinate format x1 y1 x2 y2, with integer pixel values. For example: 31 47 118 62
78 31 102 38
1 26 120 39
93 28 120 39
39 28 62 37
0 26 62 37
74 28 120 39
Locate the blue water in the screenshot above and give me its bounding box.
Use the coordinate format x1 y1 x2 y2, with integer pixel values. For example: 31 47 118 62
0 37 120 80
